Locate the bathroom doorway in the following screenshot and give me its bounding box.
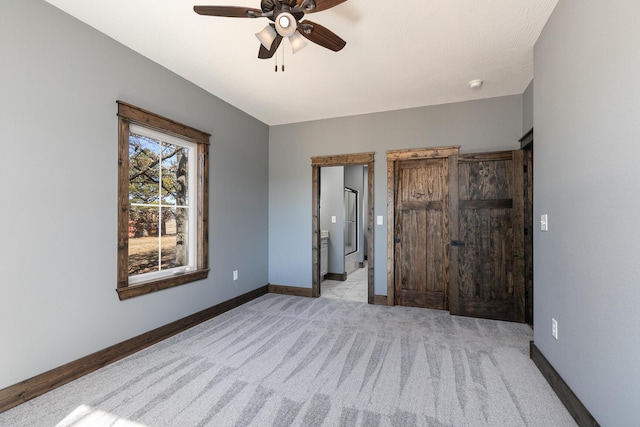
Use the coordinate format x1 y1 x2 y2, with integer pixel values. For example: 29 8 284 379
311 153 375 303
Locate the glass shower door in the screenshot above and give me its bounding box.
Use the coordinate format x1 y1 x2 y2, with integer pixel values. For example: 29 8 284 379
344 188 357 255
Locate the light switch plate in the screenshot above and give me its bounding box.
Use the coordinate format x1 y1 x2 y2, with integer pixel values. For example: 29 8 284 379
377 216 384 225
331 216 337 224
541 214 549 232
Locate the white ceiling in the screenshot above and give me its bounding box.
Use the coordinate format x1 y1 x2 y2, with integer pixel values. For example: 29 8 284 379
43 0 558 126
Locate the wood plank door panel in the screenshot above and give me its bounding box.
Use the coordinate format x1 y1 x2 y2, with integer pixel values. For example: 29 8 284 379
451 151 525 322
395 158 449 309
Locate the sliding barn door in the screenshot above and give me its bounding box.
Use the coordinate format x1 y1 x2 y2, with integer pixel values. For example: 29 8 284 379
394 158 450 309
449 151 525 322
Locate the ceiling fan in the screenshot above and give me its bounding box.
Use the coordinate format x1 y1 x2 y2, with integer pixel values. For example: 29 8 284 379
194 0 347 60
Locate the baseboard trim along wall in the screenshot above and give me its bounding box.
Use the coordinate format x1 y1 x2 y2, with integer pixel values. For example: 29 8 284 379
372 295 388 305
324 272 348 281
0 285 269 414
269 284 386 307
530 341 600 427
268 284 314 298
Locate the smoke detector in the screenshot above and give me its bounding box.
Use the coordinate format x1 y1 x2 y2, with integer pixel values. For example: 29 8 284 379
469 79 483 89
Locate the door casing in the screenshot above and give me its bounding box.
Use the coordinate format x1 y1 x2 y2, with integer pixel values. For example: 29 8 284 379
311 153 375 302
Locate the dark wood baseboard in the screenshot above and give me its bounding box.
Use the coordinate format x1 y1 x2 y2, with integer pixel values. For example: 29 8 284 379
268 284 314 298
324 272 347 281
372 295 388 305
530 342 600 426
0 285 269 414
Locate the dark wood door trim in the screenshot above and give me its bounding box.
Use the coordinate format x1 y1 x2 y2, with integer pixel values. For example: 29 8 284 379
523 146 534 325
520 128 534 150
386 146 460 306
387 146 460 161
447 154 460 314
512 149 526 322
311 153 375 302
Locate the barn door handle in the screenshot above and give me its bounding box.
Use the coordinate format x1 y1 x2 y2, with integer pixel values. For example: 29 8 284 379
450 240 465 247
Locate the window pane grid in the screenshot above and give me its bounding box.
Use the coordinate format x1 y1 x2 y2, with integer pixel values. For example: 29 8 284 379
127 129 194 281
131 203 190 209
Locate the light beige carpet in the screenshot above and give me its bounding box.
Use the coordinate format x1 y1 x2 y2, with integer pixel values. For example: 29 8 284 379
0 294 576 426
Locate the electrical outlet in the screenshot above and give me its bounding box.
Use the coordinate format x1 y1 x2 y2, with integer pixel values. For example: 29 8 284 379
233 270 238 281
552 318 558 339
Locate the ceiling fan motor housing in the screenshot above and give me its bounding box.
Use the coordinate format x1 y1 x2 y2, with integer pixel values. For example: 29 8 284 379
261 0 301 13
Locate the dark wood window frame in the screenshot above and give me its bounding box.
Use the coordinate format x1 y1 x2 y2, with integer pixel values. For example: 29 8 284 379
117 101 210 300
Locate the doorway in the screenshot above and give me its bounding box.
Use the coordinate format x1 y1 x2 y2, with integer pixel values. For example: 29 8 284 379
311 153 375 303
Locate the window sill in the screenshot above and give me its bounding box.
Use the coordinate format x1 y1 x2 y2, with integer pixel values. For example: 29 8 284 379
117 269 210 300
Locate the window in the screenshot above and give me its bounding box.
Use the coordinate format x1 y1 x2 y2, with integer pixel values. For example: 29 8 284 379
117 101 209 300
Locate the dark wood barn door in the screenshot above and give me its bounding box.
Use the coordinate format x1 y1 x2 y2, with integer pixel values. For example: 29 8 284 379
449 151 526 322
394 158 450 309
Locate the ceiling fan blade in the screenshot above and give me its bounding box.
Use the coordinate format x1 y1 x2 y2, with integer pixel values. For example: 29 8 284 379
299 20 346 51
307 0 348 13
258 34 283 59
193 6 262 18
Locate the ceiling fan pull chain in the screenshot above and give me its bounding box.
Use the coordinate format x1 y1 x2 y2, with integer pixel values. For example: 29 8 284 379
282 44 285 72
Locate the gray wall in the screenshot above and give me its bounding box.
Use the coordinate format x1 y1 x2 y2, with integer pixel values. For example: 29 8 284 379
269 96 523 294
320 166 345 274
522 80 534 134
534 1 640 424
0 0 269 389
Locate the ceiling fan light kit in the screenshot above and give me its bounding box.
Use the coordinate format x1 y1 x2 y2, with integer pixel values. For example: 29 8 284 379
195 0 347 69
256 25 278 50
288 31 308 54
275 13 296 37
